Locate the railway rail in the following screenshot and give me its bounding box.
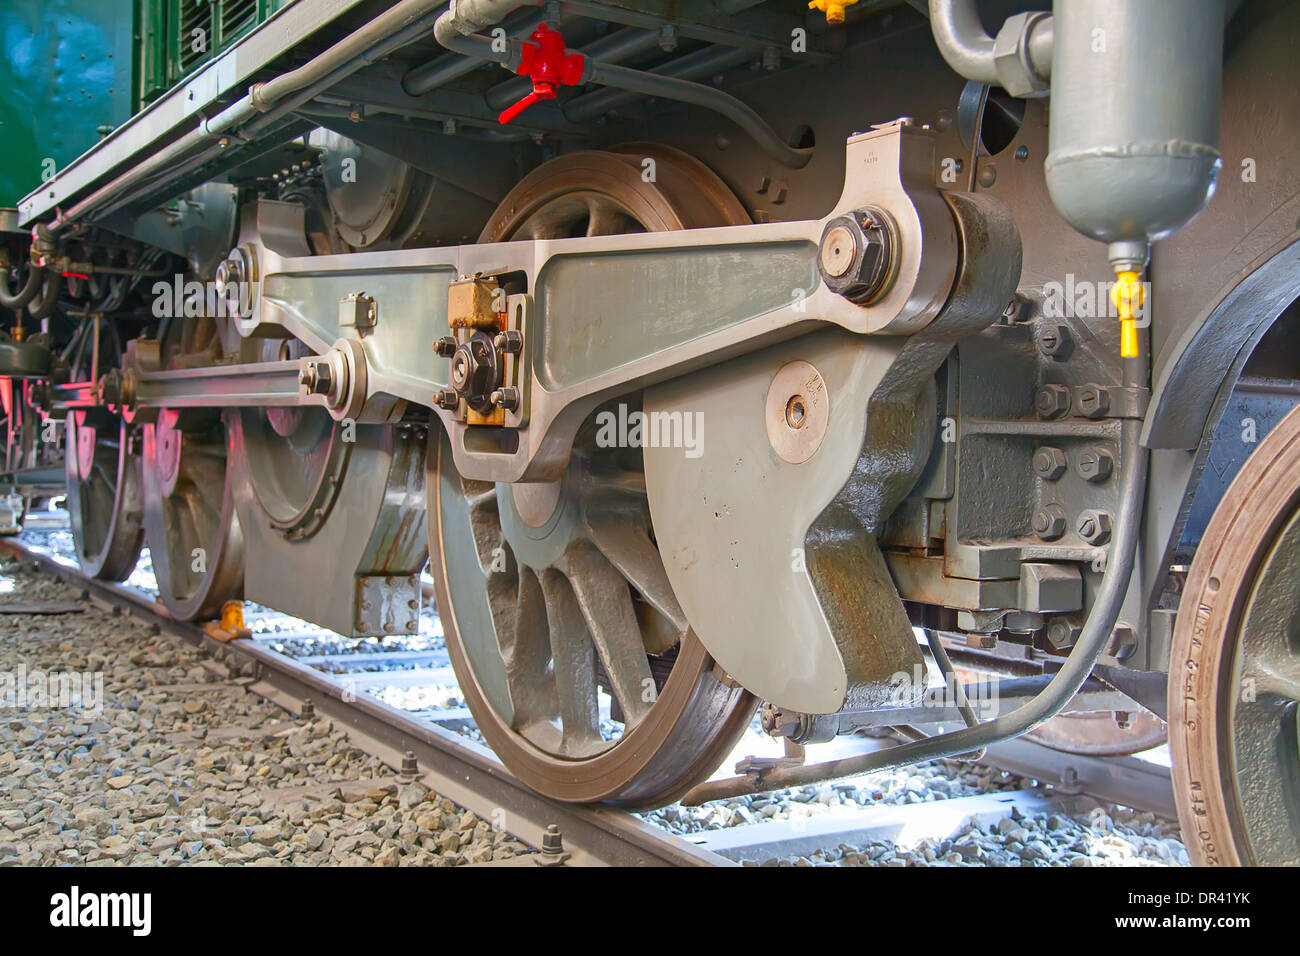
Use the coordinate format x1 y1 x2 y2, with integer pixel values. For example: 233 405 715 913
2 515 1181 867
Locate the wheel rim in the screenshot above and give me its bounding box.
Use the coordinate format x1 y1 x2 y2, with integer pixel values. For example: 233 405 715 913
432 428 755 806
477 144 750 241
431 147 755 806
142 408 244 620
1171 403 1300 865
65 410 144 580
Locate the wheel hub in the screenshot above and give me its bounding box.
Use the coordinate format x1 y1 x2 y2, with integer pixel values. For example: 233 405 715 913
153 411 183 498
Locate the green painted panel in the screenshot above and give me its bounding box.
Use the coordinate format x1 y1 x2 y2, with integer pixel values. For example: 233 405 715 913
0 0 135 206
534 241 819 390
164 0 290 91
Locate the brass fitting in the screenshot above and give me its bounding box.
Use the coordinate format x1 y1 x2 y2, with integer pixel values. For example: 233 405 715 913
1110 270 1144 359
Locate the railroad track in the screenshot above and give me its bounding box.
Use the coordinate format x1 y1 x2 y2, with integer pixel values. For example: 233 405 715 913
1 517 1182 868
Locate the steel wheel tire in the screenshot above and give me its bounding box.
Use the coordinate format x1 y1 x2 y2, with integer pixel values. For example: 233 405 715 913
1170 403 1300 865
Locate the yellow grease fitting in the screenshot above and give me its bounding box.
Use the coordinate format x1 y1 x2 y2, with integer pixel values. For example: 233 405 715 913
1110 270 1144 358
808 0 858 24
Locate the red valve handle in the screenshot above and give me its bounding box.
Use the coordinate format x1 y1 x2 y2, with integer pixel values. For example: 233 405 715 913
499 85 553 124
498 24 584 125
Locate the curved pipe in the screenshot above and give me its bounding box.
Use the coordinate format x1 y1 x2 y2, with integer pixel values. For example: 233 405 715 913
0 263 45 311
433 7 810 168
564 44 756 123
404 10 547 98
928 0 999 85
249 0 448 111
587 61 810 168
26 270 63 321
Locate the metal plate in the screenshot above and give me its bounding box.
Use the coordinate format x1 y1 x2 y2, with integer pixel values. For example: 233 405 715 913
644 326 918 714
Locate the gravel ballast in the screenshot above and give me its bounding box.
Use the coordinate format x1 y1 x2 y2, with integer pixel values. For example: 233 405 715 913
0 557 530 867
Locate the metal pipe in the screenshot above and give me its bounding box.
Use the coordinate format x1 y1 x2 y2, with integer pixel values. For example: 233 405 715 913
587 61 810 168
249 0 448 111
485 26 661 111
403 9 547 97
48 0 449 234
433 3 810 167
0 264 44 311
928 0 999 85
562 43 755 122
25 271 62 321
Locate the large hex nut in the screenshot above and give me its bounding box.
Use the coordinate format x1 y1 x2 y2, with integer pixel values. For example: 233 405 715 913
817 208 895 304
1035 384 1071 420
1076 384 1110 419
1035 322 1073 360
1032 504 1067 541
993 12 1051 98
1033 446 1067 480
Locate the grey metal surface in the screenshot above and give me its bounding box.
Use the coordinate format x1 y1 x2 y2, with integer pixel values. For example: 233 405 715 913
1045 0 1224 265
979 736 1177 820
228 418 428 638
645 327 914 714
228 122 962 486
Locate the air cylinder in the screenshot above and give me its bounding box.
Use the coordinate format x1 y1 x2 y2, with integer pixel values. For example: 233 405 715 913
1044 0 1226 271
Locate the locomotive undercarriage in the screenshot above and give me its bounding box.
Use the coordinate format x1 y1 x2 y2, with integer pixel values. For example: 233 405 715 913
3 0 1299 861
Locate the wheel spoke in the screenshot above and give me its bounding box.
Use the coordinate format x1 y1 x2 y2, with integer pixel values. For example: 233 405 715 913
538 568 601 752
585 195 629 237
560 542 655 726
1245 650 1300 704
584 510 688 638
496 566 559 731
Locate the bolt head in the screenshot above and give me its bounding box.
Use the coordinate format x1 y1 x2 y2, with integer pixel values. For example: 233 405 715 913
1076 446 1115 482
491 386 520 411
1077 384 1110 419
493 330 523 354
1046 617 1082 649
1033 446 1067 480
1035 385 1071 420
1076 509 1113 545
1032 504 1067 540
1035 322 1073 359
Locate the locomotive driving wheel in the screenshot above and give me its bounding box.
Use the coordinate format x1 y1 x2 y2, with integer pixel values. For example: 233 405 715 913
429 147 756 807
142 409 244 620
140 318 243 620
65 410 144 580
1170 403 1300 865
